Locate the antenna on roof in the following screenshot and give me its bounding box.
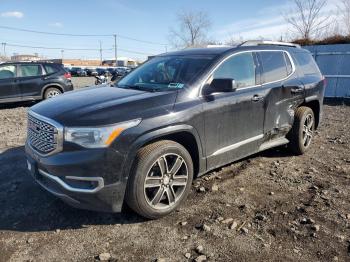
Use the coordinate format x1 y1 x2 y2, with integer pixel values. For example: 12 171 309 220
237 40 300 48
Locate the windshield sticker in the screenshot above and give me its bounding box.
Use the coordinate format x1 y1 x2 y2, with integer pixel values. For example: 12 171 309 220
168 83 184 89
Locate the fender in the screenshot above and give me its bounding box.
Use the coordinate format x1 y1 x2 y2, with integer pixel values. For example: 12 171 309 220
40 83 64 98
121 124 206 180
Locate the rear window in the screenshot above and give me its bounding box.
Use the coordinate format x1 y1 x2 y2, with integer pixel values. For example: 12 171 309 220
284 53 293 75
20 64 42 77
259 51 289 83
294 52 321 76
44 64 58 74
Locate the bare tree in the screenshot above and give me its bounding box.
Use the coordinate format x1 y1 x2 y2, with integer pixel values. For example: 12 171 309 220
169 10 211 49
284 0 330 39
339 0 350 35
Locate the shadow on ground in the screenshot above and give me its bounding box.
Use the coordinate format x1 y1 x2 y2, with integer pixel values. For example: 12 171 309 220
0 101 36 110
0 140 296 233
0 146 144 233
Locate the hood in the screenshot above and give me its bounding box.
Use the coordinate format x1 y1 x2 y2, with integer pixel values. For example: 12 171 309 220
31 86 177 126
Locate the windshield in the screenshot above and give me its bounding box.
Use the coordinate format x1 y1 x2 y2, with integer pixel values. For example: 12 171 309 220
116 55 214 91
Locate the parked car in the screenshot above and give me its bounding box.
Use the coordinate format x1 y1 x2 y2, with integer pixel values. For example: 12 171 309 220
107 67 116 75
0 62 73 103
85 68 98 76
96 68 109 76
115 67 128 76
26 41 325 219
70 67 87 77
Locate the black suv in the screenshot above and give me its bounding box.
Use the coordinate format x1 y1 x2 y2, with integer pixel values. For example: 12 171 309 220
25 41 325 219
0 62 73 103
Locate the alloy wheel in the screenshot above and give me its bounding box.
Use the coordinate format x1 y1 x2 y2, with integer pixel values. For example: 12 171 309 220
302 113 314 147
47 90 60 98
144 153 188 210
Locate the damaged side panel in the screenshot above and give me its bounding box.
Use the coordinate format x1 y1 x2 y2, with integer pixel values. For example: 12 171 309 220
262 77 305 140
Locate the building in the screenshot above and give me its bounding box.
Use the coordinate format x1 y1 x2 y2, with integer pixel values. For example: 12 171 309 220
102 57 139 67
0 56 9 63
11 54 41 62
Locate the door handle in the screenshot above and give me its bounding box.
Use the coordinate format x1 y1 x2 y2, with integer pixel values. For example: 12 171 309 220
291 86 304 94
251 94 263 102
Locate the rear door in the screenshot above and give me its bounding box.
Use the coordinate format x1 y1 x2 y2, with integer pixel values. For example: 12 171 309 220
258 50 305 137
17 64 44 99
0 64 20 102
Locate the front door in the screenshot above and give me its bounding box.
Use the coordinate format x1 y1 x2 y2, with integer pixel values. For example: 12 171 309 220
0 64 20 102
202 52 266 169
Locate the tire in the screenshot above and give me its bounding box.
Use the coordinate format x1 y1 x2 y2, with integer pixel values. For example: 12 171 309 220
44 87 62 99
126 140 194 219
288 106 315 155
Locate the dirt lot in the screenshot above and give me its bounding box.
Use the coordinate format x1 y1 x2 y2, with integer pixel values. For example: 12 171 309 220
0 80 349 261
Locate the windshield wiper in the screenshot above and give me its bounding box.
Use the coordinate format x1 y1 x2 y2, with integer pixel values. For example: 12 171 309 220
117 84 156 92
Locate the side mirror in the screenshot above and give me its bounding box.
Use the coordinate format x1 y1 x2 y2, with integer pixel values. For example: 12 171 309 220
203 78 237 96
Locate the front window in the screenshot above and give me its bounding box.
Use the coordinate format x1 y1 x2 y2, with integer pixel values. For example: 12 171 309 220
0 65 16 79
213 52 256 88
117 55 214 91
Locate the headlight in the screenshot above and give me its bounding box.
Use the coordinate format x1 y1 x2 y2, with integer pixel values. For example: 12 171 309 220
64 119 141 148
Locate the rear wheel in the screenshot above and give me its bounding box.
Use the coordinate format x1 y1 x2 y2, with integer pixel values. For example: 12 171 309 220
44 87 62 99
288 106 315 155
126 140 193 219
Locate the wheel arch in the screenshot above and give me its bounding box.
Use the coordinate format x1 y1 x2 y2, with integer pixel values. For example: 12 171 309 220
41 84 64 99
300 99 320 129
123 125 205 181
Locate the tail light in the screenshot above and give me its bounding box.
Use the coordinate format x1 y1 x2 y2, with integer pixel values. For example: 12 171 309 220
64 72 71 79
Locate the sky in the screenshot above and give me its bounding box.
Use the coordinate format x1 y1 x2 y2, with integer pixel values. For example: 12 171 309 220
0 0 339 61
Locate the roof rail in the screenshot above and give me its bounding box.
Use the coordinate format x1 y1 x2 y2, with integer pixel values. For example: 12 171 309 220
206 44 232 48
238 40 301 48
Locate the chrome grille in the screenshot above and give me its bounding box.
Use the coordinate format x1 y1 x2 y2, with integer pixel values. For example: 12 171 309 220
27 113 62 155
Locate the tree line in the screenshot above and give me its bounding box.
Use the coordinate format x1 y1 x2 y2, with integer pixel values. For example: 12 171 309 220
169 0 350 48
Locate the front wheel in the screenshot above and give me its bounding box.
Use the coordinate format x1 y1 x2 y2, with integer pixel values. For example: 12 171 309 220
125 140 193 219
288 106 315 155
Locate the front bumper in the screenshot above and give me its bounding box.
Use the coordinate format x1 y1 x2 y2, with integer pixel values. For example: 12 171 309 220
25 143 128 212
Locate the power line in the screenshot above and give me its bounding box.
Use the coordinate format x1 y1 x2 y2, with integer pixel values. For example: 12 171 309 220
0 25 111 37
5 43 113 51
117 48 154 55
117 34 167 46
4 42 155 56
0 25 167 46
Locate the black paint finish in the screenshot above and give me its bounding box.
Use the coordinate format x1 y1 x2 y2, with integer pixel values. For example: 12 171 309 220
26 45 325 212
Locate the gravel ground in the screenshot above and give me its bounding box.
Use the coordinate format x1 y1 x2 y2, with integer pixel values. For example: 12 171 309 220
0 82 349 261
71 76 96 89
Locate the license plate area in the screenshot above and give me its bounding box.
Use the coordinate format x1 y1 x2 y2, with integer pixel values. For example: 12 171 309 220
27 159 39 179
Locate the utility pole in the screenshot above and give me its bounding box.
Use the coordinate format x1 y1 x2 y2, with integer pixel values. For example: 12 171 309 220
113 34 117 66
61 50 64 60
99 40 103 65
1 43 6 58
165 45 168 53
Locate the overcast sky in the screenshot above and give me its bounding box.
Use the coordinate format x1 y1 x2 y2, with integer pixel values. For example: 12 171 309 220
0 0 339 60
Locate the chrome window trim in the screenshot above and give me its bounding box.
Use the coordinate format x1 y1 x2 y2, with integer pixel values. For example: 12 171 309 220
198 49 296 96
211 134 264 156
38 169 105 194
27 110 64 156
